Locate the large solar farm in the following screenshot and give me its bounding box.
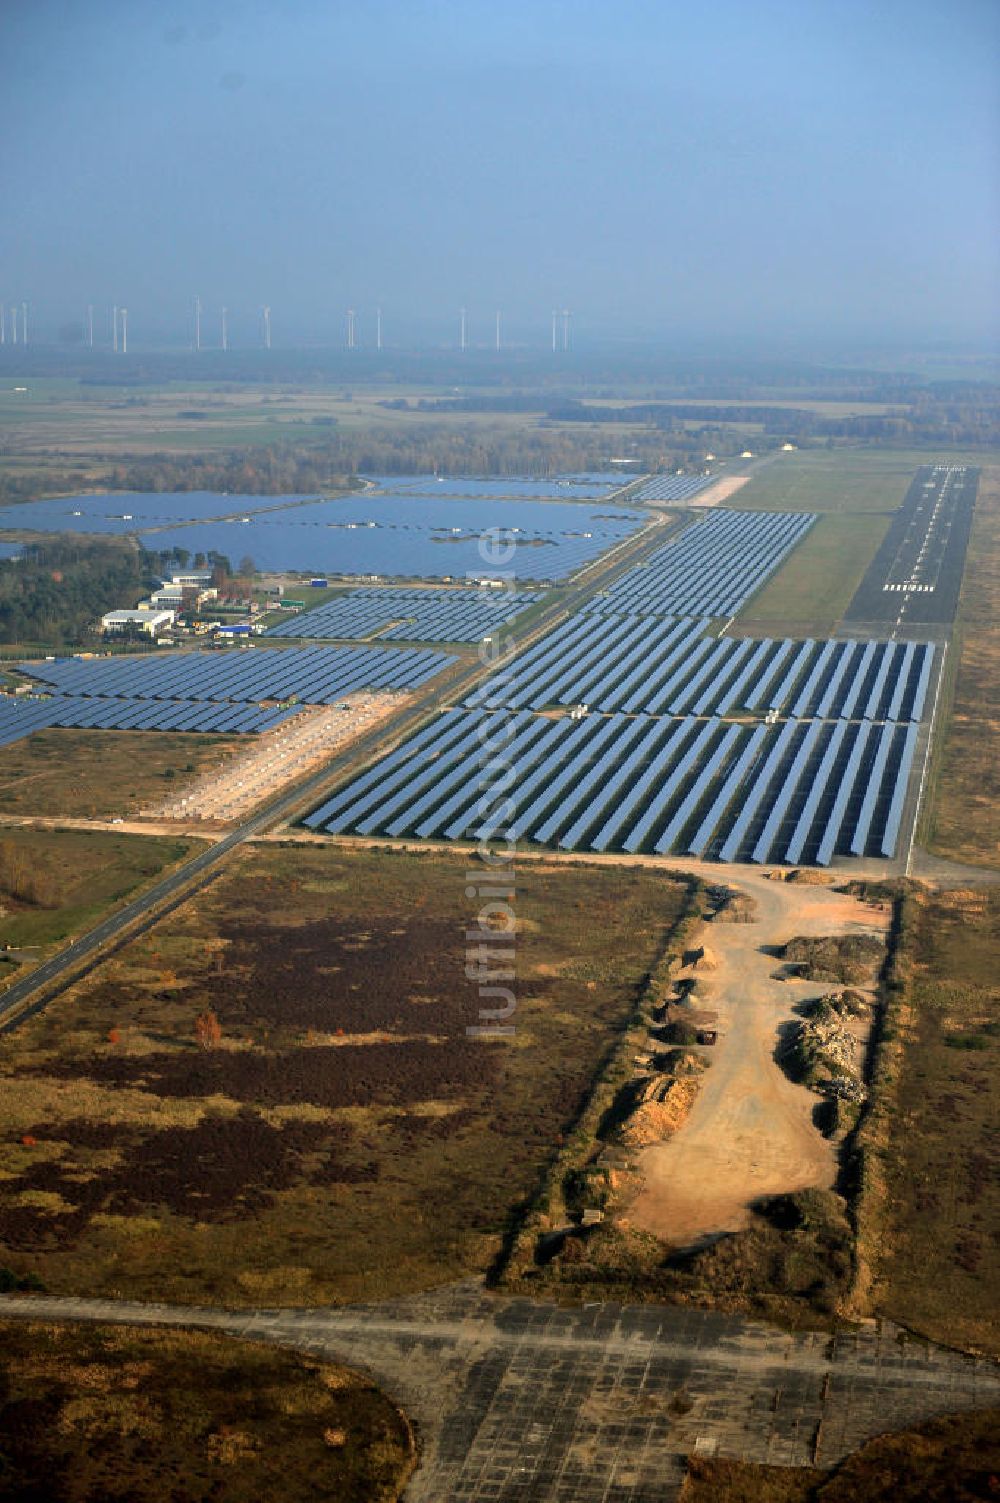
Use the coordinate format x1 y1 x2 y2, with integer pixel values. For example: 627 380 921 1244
1 465 975 869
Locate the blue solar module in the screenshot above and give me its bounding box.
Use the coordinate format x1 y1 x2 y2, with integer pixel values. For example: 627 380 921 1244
26 643 453 706
886 642 917 721
849 722 896 856
653 723 744 854
880 725 919 857
583 509 816 618
133 496 647 584
789 642 838 718
815 723 874 866
907 644 936 722
423 717 559 840
783 721 849 864
267 586 540 643
629 475 715 504
718 719 801 862
0 491 319 535
620 719 721 852
536 716 652 846
750 721 823 863
687 726 768 857
590 721 694 852
839 642 878 720
557 720 667 850
528 717 635 843
364 474 628 500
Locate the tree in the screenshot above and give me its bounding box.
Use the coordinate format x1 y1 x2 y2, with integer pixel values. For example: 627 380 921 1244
195 1010 223 1050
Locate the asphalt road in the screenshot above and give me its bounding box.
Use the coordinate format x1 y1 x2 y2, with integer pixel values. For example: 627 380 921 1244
0 505 678 1032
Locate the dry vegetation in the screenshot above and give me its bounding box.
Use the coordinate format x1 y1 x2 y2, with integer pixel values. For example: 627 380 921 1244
680 1407 1000 1502
852 886 1000 1353
925 464 1000 868
0 846 688 1305
0 728 241 819
0 1320 412 1503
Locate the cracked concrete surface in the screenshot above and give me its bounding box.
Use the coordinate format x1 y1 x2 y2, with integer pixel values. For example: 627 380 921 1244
3 1282 998 1501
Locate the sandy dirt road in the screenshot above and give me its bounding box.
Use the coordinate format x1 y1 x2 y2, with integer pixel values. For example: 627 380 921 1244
623 861 888 1247
689 474 751 507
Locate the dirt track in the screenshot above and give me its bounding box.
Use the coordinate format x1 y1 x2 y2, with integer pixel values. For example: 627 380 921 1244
625 861 888 1247
690 474 751 507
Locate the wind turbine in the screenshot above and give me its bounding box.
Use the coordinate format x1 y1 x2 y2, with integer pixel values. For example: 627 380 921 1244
262 306 271 349
194 295 202 352
376 306 383 351
120 307 128 354
221 306 228 351
112 304 118 353
562 309 570 351
460 306 467 351
495 309 502 352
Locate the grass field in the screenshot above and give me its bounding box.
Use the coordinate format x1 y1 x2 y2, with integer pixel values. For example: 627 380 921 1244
735 447 999 514
858 887 1000 1354
0 728 241 819
0 826 196 957
680 1408 1000 1501
0 1320 412 1503
736 513 890 632
923 466 1000 868
0 845 687 1305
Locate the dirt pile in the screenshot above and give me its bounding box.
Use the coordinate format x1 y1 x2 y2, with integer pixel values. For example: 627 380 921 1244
780 992 871 1102
781 932 884 984
709 889 757 924
616 1063 706 1150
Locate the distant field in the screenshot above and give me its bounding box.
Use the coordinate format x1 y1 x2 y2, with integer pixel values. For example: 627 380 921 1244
736 447 997 514
0 845 687 1306
923 466 1000 868
860 887 1000 1355
0 727 241 819
736 513 890 632
0 826 195 958
0 1321 412 1503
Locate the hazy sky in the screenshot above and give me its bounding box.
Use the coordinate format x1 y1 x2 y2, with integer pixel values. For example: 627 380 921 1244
3 0 999 348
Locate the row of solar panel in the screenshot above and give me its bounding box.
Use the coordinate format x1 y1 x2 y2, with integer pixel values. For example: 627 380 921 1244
26 644 452 706
365 474 628 499
266 587 539 643
629 474 716 503
125 522 639 583
467 614 934 721
583 509 817 617
304 709 919 864
0 693 299 747
0 482 633 537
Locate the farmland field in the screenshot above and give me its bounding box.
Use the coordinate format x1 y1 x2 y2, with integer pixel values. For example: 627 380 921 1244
0 845 689 1305
0 727 241 818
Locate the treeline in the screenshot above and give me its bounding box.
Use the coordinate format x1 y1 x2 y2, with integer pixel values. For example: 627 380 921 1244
546 396 1000 447
89 427 688 491
0 536 150 648
0 468 92 506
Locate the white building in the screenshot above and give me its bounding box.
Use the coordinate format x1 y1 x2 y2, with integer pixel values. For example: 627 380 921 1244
101 609 175 636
